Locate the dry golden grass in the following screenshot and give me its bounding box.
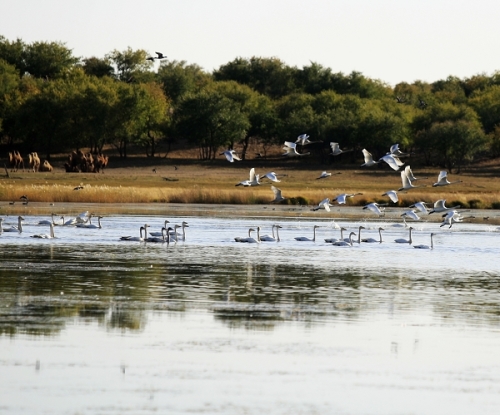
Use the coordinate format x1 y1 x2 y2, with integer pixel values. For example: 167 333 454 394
1 159 499 210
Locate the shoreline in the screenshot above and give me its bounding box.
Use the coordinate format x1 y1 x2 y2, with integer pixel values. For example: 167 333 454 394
1 201 499 225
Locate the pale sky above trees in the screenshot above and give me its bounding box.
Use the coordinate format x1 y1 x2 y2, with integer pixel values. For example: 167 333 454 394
2 0 500 86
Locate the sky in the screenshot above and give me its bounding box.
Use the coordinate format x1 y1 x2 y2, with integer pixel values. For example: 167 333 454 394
2 0 500 86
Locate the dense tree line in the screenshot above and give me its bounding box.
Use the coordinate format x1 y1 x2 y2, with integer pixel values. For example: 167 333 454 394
1 35 499 172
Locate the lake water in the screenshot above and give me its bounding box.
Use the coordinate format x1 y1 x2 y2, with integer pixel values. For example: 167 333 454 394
1 212 500 414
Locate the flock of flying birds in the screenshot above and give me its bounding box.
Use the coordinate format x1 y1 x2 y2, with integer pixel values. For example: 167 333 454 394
220 134 479 248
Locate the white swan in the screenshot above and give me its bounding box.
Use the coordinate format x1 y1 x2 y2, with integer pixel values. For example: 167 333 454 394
361 149 379 167
295 134 319 146
235 168 260 187
325 227 346 243
235 228 255 243
409 201 430 214
330 142 352 156
401 210 421 221
332 193 362 205
169 221 189 241
429 199 461 214
31 223 56 239
394 227 413 244
362 227 384 243
316 171 332 180
312 198 333 212
388 143 411 158
378 154 404 171
261 172 280 182
342 226 364 243
432 171 463 187
363 203 386 216
120 225 147 241
332 232 356 246
38 213 62 226
271 185 286 203
146 226 173 243
260 225 282 242
220 149 241 162
414 233 435 249
398 168 423 191
246 226 261 243
149 220 170 237
282 141 310 157
440 210 468 228
382 190 399 203
404 165 428 181
295 225 320 242
84 216 103 229
3 216 24 233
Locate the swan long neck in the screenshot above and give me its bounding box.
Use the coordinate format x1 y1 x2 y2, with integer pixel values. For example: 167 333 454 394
276 226 280 242
378 228 383 243
50 223 55 238
409 228 413 244
357 227 363 244
312 226 317 242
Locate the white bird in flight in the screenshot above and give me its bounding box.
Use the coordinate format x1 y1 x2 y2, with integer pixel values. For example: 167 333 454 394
332 193 362 205
378 154 404 171
361 149 379 167
312 198 333 212
261 172 280 182
270 185 286 203
295 134 319 146
282 141 310 157
401 209 421 221
220 149 241 163
433 171 463 187
235 168 260 186
382 190 399 203
398 168 423 191
316 171 332 180
363 202 386 216
429 199 461 214
330 142 352 156
404 165 427 181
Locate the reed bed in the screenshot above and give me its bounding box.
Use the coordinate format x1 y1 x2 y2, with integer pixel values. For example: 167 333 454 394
1 165 499 209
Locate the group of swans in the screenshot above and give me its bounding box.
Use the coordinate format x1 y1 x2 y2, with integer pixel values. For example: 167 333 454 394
235 225 282 243
148 220 189 241
120 224 176 243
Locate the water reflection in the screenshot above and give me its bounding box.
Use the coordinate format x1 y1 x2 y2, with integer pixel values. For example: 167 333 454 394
1 217 500 336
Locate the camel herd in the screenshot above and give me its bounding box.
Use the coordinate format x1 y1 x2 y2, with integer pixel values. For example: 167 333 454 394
7 150 109 173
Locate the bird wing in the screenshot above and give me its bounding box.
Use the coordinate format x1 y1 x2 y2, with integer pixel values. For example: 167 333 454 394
335 194 347 204
437 171 448 182
263 172 280 182
362 149 374 164
283 141 297 149
390 144 400 154
231 152 241 161
249 168 256 181
330 142 340 154
383 190 399 203
224 151 234 162
379 155 401 171
400 171 412 189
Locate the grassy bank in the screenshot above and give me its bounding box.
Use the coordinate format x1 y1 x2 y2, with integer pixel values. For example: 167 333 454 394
1 156 499 210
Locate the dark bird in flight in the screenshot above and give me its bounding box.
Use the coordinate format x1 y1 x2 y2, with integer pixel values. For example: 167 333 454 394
155 52 166 59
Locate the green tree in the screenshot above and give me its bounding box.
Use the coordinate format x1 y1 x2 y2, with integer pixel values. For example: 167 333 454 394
106 47 152 82
22 40 79 79
81 56 114 78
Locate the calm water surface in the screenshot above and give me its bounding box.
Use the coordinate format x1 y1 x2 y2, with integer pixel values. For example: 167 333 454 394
1 213 500 414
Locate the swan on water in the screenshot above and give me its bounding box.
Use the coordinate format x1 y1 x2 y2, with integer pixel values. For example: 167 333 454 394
295 225 321 242
432 171 463 187
149 220 170 237
235 228 256 243
325 227 346 243
361 149 379 167
394 227 413 244
220 149 241 162
414 233 435 249
169 221 189 241
361 227 384 243
3 216 24 233
235 168 260 187
83 216 103 229
246 226 261 243
332 232 357 246
271 186 286 203
38 213 63 226
260 225 282 242
120 225 148 241
31 223 56 239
